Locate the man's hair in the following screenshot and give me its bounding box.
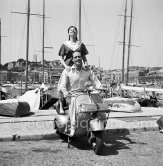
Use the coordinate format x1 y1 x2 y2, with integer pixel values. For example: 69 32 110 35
72 51 81 56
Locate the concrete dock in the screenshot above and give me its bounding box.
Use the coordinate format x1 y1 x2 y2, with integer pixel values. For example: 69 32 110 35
0 107 163 142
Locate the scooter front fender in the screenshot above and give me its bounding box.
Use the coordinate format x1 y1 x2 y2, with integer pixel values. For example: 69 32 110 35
89 118 105 131
55 115 69 133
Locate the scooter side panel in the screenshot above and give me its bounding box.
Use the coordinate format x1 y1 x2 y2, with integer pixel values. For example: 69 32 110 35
74 112 91 137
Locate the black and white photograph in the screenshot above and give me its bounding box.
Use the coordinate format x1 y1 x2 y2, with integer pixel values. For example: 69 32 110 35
0 0 163 165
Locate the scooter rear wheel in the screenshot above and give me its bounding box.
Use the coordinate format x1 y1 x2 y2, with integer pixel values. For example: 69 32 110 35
92 131 104 155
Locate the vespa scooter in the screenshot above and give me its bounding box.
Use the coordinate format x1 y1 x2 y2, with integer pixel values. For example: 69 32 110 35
54 88 110 155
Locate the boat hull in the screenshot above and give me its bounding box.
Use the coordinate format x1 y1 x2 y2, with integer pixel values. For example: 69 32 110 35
0 99 30 117
104 97 142 113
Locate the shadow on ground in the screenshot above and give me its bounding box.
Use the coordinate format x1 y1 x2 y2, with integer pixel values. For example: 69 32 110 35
55 128 148 156
102 129 148 156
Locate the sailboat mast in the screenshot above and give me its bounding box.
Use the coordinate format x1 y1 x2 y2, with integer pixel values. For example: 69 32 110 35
42 0 45 82
126 0 133 85
122 0 127 83
25 0 30 92
79 0 81 41
0 19 1 68
0 19 1 100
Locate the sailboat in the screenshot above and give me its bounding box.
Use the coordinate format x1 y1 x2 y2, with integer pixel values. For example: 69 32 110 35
103 0 142 113
0 0 45 116
117 0 163 107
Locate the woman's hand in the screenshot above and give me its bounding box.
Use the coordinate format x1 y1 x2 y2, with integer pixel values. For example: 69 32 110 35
65 66 71 72
83 64 90 71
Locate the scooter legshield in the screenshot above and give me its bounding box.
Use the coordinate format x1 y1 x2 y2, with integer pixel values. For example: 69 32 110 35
89 118 105 131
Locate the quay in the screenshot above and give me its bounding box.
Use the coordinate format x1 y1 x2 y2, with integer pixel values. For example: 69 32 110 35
0 107 163 142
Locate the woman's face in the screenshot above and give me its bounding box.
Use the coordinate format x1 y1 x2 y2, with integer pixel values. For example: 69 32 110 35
68 27 77 36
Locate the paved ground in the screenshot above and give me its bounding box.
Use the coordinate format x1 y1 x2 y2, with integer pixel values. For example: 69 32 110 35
0 107 163 142
0 131 163 166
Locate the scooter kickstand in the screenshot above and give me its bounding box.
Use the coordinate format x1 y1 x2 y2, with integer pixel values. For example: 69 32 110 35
68 136 70 148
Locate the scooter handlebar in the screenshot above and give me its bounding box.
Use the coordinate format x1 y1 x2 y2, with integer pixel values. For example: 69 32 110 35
85 88 108 95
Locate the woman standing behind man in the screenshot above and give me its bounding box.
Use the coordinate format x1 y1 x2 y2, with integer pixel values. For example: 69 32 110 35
57 26 89 113
58 26 89 69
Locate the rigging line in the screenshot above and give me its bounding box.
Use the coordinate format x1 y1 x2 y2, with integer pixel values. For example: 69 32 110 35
71 0 78 27
129 0 140 68
44 27 53 50
36 0 41 15
69 0 76 26
18 16 26 60
11 0 16 9
111 0 125 69
37 0 42 50
29 18 35 57
9 8 13 62
43 19 56 59
129 0 136 67
133 1 148 65
10 0 23 61
81 1 96 66
44 24 56 60
34 1 42 57
81 0 95 60
38 16 42 54
82 1 94 46
18 0 25 11
149 21 163 61
13 14 17 61
43 5 53 49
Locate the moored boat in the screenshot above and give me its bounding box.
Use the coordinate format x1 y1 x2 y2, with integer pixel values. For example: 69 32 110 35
104 96 142 113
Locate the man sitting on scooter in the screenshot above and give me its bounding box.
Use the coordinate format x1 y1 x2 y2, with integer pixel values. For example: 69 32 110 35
59 51 104 136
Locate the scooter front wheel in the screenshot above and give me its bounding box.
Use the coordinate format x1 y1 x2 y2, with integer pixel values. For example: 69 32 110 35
92 131 104 155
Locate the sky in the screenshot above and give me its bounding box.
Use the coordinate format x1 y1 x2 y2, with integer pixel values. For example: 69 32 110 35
0 0 163 70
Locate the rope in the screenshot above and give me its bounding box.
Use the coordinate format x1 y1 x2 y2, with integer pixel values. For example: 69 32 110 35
111 0 125 69
18 16 26 60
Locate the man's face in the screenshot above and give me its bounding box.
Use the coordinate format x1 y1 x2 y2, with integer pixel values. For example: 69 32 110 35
73 52 82 66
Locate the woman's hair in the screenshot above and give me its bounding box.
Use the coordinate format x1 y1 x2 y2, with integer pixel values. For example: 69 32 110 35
68 26 78 40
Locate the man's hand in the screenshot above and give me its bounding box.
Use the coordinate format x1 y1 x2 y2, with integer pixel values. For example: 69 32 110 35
85 81 92 88
98 86 107 92
65 96 71 105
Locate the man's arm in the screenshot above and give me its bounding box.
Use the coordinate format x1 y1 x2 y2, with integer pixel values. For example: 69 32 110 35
58 56 68 68
89 70 103 89
59 69 69 98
